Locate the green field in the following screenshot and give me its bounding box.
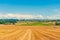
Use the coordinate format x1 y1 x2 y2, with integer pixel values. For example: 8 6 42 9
15 21 55 26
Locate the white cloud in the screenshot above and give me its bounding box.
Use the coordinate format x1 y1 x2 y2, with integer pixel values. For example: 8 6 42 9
0 13 44 19
46 9 60 20
0 10 60 19
47 14 60 19
0 13 60 20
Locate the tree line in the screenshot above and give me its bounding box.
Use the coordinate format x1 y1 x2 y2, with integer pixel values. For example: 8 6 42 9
0 19 18 25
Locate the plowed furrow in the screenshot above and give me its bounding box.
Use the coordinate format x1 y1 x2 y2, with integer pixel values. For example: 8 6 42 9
37 30 60 40
0 30 26 40
32 30 50 40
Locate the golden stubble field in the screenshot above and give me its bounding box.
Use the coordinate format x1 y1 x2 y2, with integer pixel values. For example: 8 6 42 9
0 25 60 40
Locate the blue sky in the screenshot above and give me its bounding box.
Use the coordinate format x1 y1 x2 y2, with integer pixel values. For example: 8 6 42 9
0 0 60 19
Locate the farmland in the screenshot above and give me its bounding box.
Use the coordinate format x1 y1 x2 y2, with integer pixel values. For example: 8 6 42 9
0 19 60 26
0 25 60 40
0 19 60 40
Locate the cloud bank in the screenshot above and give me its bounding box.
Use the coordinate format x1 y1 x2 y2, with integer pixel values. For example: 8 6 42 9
47 14 60 20
0 13 44 19
0 13 60 19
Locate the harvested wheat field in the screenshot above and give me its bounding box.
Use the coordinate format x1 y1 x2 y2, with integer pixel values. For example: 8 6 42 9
0 25 60 40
